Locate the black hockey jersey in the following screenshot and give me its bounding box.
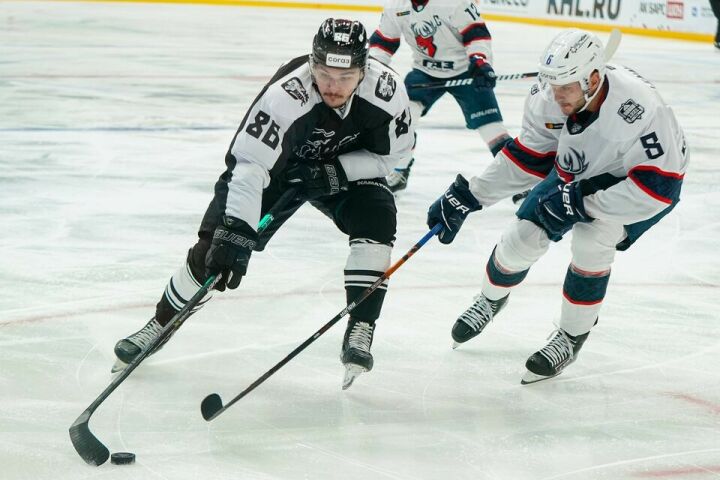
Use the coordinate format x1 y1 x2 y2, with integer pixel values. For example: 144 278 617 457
220 55 414 228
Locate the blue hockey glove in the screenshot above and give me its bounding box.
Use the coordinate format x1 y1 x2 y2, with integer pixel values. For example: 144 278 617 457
427 174 482 244
535 181 593 239
284 160 348 200
468 54 497 89
206 216 258 291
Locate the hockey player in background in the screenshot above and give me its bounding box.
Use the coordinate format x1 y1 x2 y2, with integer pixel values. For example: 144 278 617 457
427 29 688 384
369 0 510 192
112 18 415 389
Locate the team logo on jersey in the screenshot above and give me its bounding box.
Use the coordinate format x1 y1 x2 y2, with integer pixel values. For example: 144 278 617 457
411 17 442 58
555 147 588 182
375 71 397 102
569 122 584 134
293 128 360 160
618 99 645 124
281 77 309 106
530 84 540 96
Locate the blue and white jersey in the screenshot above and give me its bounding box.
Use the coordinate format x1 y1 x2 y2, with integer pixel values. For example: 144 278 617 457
369 0 493 78
471 64 689 226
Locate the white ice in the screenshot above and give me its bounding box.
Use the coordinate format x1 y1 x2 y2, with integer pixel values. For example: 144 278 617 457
1 2 720 479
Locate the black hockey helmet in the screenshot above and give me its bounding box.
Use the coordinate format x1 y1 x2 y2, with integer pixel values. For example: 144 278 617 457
311 18 369 70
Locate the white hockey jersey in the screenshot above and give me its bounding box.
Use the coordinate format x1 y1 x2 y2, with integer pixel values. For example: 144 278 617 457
221 56 414 229
471 64 688 227
369 0 493 78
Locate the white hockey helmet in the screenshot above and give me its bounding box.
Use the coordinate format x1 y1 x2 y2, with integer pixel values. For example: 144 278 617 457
537 29 606 109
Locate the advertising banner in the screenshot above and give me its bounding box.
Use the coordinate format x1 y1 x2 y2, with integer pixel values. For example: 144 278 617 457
479 0 716 35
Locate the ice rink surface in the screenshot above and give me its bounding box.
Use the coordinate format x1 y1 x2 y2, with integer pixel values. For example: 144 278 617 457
1 2 719 479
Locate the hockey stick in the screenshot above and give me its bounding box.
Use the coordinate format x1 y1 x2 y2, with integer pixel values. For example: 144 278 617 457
69 187 297 466
603 28 622 62
411 71 538 90
200 223 444 421
412 29 621 91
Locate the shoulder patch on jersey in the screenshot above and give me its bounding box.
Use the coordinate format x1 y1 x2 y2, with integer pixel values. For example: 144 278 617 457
530 84 540 96
617 99 645 124
281 77 309 106
375 71 397 102
396 10 411 16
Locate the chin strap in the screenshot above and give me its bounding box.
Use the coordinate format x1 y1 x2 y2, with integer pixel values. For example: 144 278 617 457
577 74 606 113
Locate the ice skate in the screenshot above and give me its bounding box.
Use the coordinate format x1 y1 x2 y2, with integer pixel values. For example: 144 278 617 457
521 328 589 385
340 318 375 390
385 159 414 194
451 294 508 348
111 317 165 373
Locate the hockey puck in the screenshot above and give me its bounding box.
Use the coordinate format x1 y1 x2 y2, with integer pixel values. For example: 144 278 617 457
110 452 136 465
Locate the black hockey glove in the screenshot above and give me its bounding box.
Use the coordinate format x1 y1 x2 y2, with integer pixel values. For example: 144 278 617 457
468 54 497 89
427 174 482 244
284 160 349 200
206 216 258 291
535 181 593 240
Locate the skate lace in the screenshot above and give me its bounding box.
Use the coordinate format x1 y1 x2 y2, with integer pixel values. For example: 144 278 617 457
539 329 574 367
348 322 374 352
458 294 494 331
129 320 162 349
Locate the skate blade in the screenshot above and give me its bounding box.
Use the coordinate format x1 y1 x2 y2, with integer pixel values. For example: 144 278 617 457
520 370 561 385
342 364 368 390
110 358 128 374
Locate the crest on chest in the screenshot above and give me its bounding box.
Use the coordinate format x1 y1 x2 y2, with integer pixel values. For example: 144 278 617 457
555 146 588 182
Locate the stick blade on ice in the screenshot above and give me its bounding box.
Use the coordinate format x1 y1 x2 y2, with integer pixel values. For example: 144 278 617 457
201 393 224 421
69 410 110 466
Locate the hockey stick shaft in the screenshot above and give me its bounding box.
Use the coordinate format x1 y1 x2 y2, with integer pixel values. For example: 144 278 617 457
201 223 444 421
411 71 538 90
412 30 621 92
69 187 297 466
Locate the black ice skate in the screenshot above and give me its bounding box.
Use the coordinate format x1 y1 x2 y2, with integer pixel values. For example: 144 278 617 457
340 318 376 390
385 158 414 193
111 317 166 373
451 294 508 349
521 328 590 385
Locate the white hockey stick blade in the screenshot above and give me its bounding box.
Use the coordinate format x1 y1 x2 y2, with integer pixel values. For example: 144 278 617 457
603 28 622 62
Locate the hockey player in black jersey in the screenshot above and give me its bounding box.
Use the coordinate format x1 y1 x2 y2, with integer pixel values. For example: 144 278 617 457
112 18 415 390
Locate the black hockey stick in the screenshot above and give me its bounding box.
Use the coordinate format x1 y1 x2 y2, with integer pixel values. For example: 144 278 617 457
201 223 444 421
411 71 539 90
69 187 297 466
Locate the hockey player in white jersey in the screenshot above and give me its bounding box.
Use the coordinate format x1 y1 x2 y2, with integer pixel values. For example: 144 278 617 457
112 19 415 389
369 0 510 192
427 29 689 384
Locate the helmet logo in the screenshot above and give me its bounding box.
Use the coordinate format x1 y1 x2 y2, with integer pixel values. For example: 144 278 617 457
569 34 589 53
326 53 352 68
